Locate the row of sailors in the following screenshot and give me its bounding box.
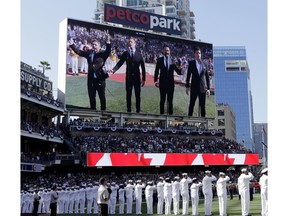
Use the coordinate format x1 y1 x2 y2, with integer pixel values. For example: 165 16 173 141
20 171 226 215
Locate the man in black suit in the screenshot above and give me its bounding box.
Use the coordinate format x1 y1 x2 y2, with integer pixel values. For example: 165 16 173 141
69 30 111 111
185 47 210 117
154 46 183 115
110 36 146 113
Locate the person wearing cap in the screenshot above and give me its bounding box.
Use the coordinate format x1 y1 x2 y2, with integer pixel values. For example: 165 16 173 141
216 172 230 216
180 173 192 215
157 177 165 214
63 187 70 214
68 187 76 214
79 185 86 214
110 182 119 214
125 179 135 214
202 170 217 216
135 180 146 215
118 184 126 214
164 178 173 215
259 168 268 216
86 183 94 214
145 181 157 214
98 177 111 216
190 178 202 216
74 186 80 213
50 185 58 216
37 188 44 214
92 182 99 214
237 168 254 216
172 176 181 215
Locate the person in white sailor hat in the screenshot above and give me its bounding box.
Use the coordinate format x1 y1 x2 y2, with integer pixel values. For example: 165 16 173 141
109 182 119 214
259 168 268 216
172 176 181 215
190 177 202 216
86 183 94 214
202 170 217 216
237 168 254 216
135 179 146 214
164 177 172 215
157 177 165 214
145 181 156 214
216 172 230 216
125 179 135 214
180 173 192 215
118 183 125 214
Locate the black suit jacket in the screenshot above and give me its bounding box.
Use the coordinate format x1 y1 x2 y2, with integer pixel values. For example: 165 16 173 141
185 59 210 93
112 49 146 81
70 43 111 79
154 56 182 88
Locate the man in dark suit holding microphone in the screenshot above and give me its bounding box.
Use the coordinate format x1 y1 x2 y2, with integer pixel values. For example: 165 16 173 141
110 36 146 113
186 47 210 117
154 45 183 115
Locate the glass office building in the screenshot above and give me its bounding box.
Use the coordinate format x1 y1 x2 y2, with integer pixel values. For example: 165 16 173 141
214 46 254 150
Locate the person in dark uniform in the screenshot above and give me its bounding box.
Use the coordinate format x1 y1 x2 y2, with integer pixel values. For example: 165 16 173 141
185 47 210 117
50 185 58 216
154 45 183 115
110 36 146 113
69 30 111 111
32 188 41 216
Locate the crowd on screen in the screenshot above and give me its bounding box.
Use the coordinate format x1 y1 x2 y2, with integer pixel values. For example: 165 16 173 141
67 24 213 68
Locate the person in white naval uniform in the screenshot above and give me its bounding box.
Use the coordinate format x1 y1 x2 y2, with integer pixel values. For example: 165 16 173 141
63 187 70 214
259 168 268 216
92 182 99 214
157 177 165 214
125 180 135 214
202 170 217 216
86 183 94 214
57 186 65 214
135 180 146 215
68 187 76 214
216 172 230 216
74 186 80 213
118 184 126 214
180 173 192 215
190 178 202 216
79 185 86 214
145 181 156 215
164 178 172 215
172 176 181 215
110 182 119 214
237 168 254 216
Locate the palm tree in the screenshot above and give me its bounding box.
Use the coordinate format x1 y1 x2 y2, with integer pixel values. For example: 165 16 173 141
38 61 51 75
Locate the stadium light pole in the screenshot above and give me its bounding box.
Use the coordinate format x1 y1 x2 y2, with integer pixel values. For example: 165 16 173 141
261 127 267 168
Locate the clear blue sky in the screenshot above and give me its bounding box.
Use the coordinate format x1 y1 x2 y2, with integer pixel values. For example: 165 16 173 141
20 0 267 123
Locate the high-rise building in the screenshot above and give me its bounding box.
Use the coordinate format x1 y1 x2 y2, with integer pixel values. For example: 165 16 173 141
94 0 195 39
214 46 255 150
214 103 236 142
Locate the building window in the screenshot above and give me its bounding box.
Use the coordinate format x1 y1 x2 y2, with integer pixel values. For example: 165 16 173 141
217 110 224 116
166 8 175 13
127 0 138 6
218 119 225 126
